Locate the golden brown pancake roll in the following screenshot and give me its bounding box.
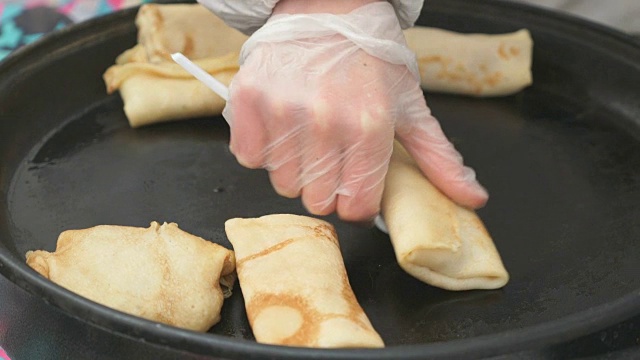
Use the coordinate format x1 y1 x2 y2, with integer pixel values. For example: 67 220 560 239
225 214 384 348
103 54 238 127
404 27 533 97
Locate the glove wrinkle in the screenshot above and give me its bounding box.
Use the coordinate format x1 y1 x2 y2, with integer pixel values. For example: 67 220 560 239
240 3 420 79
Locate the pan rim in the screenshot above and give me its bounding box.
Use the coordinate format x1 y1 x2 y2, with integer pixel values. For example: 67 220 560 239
3 245 640 359
1 0 640 358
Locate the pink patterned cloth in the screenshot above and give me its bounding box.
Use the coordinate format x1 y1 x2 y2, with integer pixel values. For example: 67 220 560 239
0 347 10 360
0 0 145 22
0 0 148 60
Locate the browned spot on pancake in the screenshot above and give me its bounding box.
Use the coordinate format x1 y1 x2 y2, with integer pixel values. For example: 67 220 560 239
221 252 236 277
236 238 297 268
155 7 164 27
435 70 483 95
454 64 468 73
237 224 339 268
247 293 320 346
419 55 446 64
509 46 521 57
482 71 503 87
182 35 195 57
247 287 375 346
437 58 504 94
310 224 339 247
420 55 488 94
497 43 509 60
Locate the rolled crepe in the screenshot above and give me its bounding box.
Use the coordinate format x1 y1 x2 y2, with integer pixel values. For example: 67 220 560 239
381 142 509 290
103 53 238 127
104 3 532 127
134 3 248 63
225 214 384 348
404 27 533 97
26 222 236 332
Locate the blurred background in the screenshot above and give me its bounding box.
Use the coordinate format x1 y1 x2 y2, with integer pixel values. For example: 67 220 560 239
514 0 639 33
0 0 149 60
0 0 638 61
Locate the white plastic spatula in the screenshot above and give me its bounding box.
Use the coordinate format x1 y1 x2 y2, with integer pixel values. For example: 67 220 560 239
171 52 229 101
170 52 390 233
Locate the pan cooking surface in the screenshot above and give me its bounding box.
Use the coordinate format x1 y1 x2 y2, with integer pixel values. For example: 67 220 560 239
1 0 639 358
6 82 640 345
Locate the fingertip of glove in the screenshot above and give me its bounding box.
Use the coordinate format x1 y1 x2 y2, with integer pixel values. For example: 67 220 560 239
233 153 263 170
464 182 490 209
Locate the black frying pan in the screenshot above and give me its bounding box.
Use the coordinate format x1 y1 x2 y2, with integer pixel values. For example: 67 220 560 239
1 0 639 359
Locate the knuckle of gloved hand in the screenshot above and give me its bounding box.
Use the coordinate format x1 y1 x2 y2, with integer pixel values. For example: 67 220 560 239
337 175 385 222
270 176 300 199
303 196 336 216
339 106 391 142
234 150 264 169
306 99 337 134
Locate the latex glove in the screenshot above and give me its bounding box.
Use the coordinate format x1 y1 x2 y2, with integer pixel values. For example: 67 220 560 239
224 1 488 222
197 0 424 35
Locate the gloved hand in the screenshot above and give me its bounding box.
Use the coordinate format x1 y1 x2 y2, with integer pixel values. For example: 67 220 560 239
224 1 488 222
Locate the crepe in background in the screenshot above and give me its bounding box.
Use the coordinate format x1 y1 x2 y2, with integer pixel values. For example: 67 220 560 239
103 53 238 127
25 222 236 332
225 214 384 348
102 3 246 128
133 3 248 63
404 27 533 97
381 142 509 290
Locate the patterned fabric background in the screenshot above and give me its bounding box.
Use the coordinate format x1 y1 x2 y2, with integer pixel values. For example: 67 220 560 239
0 0 148 61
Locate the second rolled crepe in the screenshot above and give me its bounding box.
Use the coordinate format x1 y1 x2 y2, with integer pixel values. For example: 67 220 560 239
102 3 247 128
404 27 533 97
103 53 238 127
225 214 384 348
381 142 509 291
